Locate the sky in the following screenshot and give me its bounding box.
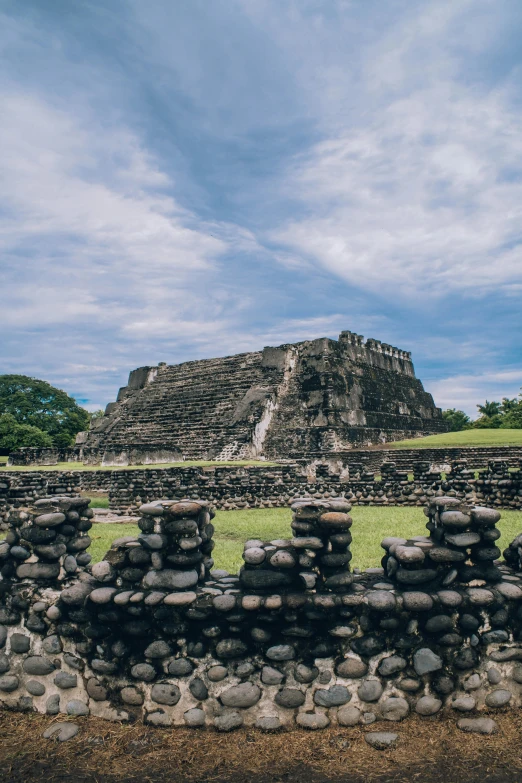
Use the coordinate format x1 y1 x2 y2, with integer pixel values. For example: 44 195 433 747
1 0 522 418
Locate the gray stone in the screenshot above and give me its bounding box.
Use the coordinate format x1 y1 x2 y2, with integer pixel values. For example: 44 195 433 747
261 666 284 685
34 512 66 528
0 626 6 649
86 678 108 701
295 664 319 683
10 633 30 654
151 683 181 706
378 656 407 677
184 708 206 727
367 591 396 612
213 595 237 612
42 635 62 655
89 587 118 605
207 665 228 682
23 656 55 676
336 658 368 679
46 694 60 714
26 680 46 696
168 658 193 676
358 680 383 703
63 556 78 573
189 677 208 700
17 563 60 580
55 672 78 689
144 641 172 659
457 718 498 735
91 659 117 674
91 561 115 582
43 722 80 742
413 648 443 676
296 712 330 730
439 510 471 528
66 699 89 716
0 674 19 692
415 696 442 716
243 547 266 564
463 674 481 691
313 685 351 707
120 687 144 705
380 697 409 721
215 639 248 659
402 592 433 611
398 678 421 692
275 688 306 708
255 716 282 731
221 683 261 708
236 662 255 679
214 711 244 731
317 671 332 684
437 590 463 608
485 689 512 708
362 712 377 724
266 644 295 661
337 705 361 726
467 588 494 606
130 663 156 681
487 668 502 685
142 569 199 590
364 732 398 750
452 695 476 711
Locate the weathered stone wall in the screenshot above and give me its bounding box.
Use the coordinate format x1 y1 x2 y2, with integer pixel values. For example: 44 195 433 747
2 457 522 518
73 331 446 461
1 496 522 735
106 458 522 514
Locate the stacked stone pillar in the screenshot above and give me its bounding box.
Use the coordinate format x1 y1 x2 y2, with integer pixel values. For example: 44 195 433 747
382 496 503 588
0 496 93 582
98 499 215 592
239 498 353 593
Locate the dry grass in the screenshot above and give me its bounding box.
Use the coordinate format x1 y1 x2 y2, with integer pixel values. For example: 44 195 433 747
1 710 522 783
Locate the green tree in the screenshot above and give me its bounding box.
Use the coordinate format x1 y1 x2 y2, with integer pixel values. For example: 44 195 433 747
477 400 501 418
89 409 105 421
0 375 90 447
442 409 472 432
500 397 519 414
0 413 53 451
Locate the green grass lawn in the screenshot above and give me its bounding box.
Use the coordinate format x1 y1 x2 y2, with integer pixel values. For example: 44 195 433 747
1 459 277 472
89 506 522 574
390 429 522 449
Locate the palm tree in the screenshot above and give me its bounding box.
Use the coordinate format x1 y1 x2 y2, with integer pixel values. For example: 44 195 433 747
477 400 501 417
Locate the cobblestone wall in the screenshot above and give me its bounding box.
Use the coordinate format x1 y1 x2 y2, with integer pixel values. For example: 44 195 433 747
2 457 522 519
1 495 522 736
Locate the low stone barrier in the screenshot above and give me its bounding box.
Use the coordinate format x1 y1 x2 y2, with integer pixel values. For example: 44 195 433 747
1 495 522 734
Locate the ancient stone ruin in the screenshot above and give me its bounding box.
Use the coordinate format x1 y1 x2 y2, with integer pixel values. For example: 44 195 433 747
1 493 522 736
75 331 446 464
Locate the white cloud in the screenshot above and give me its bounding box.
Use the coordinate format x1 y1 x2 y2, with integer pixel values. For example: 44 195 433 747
0 92 233 331
426 370 522 416
269 3 522 298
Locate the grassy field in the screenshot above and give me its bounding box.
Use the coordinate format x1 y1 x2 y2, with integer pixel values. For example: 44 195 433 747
88 505 522 573
390 429 522 449
0 459 277 472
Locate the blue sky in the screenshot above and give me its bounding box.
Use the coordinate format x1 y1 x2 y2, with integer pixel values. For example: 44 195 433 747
1 0 522 417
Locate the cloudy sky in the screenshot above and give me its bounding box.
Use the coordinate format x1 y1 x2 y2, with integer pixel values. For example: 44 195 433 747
1 0 522 417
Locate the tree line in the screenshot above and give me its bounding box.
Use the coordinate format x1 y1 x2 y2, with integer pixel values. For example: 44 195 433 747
443 391 522 431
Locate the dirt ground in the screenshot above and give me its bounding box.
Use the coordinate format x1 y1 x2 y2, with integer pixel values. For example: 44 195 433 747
1 711 522 783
